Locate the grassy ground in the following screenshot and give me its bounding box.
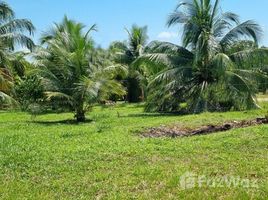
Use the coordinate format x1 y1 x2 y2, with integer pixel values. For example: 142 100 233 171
258 94 268 102
0 103 268 199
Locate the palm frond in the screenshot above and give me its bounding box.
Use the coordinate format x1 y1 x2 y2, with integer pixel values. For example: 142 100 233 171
0 19 35 35
0 2 14 20
220 20 263 48
0 33 35 50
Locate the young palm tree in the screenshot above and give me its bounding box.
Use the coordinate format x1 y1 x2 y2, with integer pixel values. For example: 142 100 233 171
34 17 125 122
136 0 268 112
109 25 148 102
0 1 35 106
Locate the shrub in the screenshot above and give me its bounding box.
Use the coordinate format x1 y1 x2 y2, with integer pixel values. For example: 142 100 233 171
15 76 44 111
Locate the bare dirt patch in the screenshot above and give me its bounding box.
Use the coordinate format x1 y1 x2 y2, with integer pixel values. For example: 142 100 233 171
142 117 268 138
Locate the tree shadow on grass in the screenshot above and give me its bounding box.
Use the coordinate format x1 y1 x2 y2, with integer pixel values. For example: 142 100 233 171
30 119 93 126
127 113 181 118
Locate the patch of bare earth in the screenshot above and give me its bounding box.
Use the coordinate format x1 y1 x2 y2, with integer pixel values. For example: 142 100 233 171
142 118 268 138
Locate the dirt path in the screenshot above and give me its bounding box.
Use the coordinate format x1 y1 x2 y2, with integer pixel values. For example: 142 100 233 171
142 117 268 138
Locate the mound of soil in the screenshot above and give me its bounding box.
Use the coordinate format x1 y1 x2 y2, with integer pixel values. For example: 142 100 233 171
142 117 268 138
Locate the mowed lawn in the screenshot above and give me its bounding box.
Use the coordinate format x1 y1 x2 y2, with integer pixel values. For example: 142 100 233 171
0 104 268 199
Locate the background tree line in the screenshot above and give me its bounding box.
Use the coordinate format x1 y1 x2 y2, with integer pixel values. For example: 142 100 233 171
1 0 268 122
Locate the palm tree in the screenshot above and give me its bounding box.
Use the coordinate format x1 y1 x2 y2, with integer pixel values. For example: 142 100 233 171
34 17 125 122
136 0 268 112
0 1 35 106
109 25 148 102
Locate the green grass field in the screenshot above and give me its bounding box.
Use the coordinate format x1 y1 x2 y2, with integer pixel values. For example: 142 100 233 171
1 104 268 199
258 94 268 102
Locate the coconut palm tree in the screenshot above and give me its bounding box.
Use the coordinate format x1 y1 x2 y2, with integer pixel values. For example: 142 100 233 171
136 0 268 112
0 1 35 106
34 17 125 122
109 25 148 102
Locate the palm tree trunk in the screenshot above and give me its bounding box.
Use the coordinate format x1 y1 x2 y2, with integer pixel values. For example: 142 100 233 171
75 104 86 122
76 110 86 122
127 77 142 103
141 87 145 102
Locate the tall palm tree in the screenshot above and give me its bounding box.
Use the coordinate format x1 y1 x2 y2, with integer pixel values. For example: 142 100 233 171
0 1 35 106
109 25 148 102
34 17 125 122
136 0 268 112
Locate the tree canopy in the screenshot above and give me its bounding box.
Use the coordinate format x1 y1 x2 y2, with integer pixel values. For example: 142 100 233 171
34 17 125 121
135 0 268 112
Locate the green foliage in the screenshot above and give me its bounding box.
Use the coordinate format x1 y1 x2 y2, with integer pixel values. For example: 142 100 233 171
14 75 44 111
136 0 268 113
109 25 149 102
34 16 125 122
257 55 268 93
0 1 35 107
227 40 257 55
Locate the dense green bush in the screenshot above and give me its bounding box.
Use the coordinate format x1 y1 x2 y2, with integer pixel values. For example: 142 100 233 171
15 76 44 111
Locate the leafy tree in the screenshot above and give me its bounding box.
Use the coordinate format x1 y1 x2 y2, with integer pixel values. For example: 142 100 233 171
34 17 125 122
109 25 148 102
259 59 268 94
0 1 35 107
136 0 268 112
15 75 44 111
